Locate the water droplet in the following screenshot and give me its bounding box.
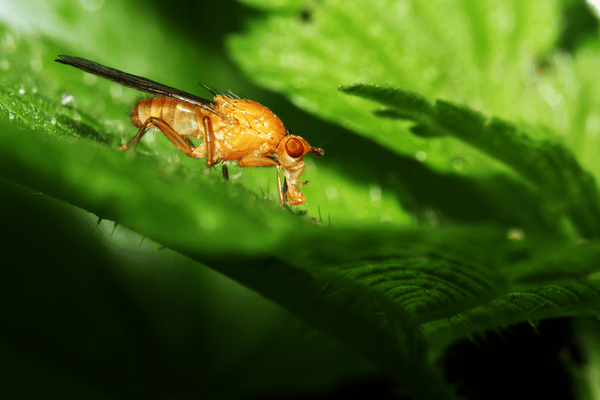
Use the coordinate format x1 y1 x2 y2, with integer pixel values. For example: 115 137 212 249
369 184 382 204
490 8 515 33
199 212 218 232
8 112 14 120
415 150 427 161
166 153 180 164
18 87 25 95
111 120 125 132
144 131 156 143
538 83 562 107
506 227 525 240
452 158 464 170
585 114 600 136
1 33 17 53
83 73 97 85
395 0 411 18
80 0 106 11
30 58 42 73
423 66 439 81
61 94 74 106
50 117 57 125
110 85 123 99
380 214 392 222
325 186 338 201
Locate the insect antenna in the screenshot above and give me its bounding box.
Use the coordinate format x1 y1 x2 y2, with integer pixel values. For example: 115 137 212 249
317 138 334 149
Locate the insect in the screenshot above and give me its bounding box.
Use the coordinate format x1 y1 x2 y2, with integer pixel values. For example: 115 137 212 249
56 55 324 206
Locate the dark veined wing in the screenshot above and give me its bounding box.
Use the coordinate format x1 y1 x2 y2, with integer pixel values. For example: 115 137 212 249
56 55 217 113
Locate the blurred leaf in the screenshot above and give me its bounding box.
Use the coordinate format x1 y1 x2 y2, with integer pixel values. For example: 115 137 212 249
237 0 306 12
340 83 600 238
0 18 471 398
4 94 600 395
228 0 562 177
569 317 600 400
424 238 600 351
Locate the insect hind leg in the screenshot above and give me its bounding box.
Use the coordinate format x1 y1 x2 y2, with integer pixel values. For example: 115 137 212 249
121 117 198 158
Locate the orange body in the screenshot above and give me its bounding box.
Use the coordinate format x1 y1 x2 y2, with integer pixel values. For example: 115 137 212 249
131 95 287 161
55 55 323 206
130 95 321 206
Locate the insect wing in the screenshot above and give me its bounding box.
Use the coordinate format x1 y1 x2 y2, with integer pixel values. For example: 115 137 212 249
56 55 218 115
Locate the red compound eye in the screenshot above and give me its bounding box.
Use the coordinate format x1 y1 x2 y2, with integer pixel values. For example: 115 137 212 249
286 137 304 158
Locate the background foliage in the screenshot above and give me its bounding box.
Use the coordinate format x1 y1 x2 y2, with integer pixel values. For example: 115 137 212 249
2 0 600 398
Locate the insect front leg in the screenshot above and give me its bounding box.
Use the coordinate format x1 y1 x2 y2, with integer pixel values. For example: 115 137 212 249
277 164 286 206
237 155 285 206
121 117 197 157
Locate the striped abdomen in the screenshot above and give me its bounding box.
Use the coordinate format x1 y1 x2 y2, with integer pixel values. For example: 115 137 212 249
130 97 206 138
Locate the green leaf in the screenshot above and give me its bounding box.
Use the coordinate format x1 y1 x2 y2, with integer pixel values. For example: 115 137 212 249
340 83 600 239
569 317 600 400
4 0 600 398
422 238 600 352
237 0 305 11
4 81 593 397
225 1 600 395
228 0 563 177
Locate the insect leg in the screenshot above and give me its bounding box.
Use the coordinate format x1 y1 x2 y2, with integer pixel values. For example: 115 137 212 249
237 155 279 168
222 165 229 180
182 136 195 148
237 155 285 205
277 164 286 206
202 116 217 167
121 117 197 157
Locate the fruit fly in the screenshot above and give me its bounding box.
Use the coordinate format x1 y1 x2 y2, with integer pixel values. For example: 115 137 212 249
56 55 324 206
